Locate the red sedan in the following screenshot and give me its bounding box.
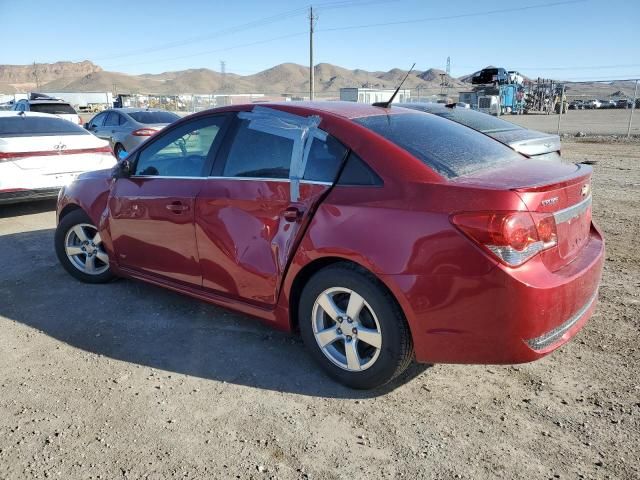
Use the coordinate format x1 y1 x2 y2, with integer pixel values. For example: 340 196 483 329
55 102 604 389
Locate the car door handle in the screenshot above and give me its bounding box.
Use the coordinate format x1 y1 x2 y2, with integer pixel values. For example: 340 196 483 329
166 201 190 213
283 206 304 222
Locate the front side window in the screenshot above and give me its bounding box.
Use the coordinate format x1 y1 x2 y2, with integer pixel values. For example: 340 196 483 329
222 119 293 179
90 112 107 128
134 116 227 177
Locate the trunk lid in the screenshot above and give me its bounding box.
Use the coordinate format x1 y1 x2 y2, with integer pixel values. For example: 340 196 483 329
489 129 561 157
454 160 593 271
0 134 110 173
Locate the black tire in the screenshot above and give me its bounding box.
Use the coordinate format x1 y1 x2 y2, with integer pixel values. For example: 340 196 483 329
55 209 115 284
299 263 413 389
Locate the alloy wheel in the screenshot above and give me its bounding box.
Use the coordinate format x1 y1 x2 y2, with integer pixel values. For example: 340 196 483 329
312 287 382 372
64 223 109 275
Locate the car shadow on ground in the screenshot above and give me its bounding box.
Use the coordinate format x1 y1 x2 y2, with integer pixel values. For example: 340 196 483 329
0 228 429 399
0 199 57 218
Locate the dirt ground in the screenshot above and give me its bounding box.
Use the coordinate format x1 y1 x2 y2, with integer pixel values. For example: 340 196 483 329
0 139 638 480
490 109 638 137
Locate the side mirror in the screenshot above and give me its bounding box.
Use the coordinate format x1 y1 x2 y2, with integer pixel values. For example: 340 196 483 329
84 122 90 129
117 149 128 161
112 158 132 179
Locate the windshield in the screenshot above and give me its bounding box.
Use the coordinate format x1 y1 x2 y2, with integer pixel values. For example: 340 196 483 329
30 103 77 115
354 113 523 178
0 115 88 137
128 111 180 124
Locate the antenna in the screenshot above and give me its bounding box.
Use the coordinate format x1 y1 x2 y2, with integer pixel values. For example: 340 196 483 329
373 63 416 108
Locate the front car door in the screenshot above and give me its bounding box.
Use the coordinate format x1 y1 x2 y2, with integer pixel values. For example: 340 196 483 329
107 114 231 286
195 107 348 306
87 112 109 137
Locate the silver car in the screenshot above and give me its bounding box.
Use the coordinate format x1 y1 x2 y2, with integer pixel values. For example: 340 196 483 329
402 102 561 159
85 108 181 157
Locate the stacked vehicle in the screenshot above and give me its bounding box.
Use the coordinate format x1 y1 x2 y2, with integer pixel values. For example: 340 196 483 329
459 67 526 115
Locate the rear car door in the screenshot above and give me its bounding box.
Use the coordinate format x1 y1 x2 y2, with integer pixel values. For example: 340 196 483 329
107 114 231 286
195 107 348 306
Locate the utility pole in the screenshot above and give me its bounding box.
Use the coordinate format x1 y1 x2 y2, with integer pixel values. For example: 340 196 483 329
309 6 316 101
627 79 638 138
220 60 226 93
32 62 41 90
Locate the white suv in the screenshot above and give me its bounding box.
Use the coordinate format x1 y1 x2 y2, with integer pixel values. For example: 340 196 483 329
12 95 82 125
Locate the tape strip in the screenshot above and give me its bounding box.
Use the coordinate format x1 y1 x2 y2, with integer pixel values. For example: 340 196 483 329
238 106 326 201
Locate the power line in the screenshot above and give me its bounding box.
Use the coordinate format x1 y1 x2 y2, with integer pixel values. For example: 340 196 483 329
93 0 396 62
319 0 584 32
103 31 307 69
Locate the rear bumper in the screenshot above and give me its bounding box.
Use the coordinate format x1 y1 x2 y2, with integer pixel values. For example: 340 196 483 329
0 187 60 205
382 223 605 364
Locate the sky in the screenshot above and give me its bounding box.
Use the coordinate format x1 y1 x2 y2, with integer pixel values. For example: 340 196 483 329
0 0 638 80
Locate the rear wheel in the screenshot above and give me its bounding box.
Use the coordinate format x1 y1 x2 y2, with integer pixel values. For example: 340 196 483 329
55 209 114 283
299 264 413 389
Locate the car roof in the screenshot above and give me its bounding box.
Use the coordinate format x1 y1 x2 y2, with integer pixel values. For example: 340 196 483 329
0 111 62 118
109 108 178 114
223 101 414 120
22 99 71 104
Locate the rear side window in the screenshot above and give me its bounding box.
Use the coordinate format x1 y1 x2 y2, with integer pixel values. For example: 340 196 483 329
303 136 347 182
0 116 88 137
104 112 123 127
222 120 293 179
128 111 180 124
29 103 77 115
354 113 523 178
338 152 382 186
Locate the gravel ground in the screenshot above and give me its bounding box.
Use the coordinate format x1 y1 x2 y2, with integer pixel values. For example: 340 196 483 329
502 109 639 137
0 139 638 480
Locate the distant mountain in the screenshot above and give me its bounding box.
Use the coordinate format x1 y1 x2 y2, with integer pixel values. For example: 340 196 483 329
0 61 631 100
0 60 467 95
0 61 101 88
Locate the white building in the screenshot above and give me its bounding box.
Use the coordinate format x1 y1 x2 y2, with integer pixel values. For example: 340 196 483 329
340 87 410 104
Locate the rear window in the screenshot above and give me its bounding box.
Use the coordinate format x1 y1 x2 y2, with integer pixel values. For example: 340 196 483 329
429 108 522 134
128 111 180 124
30 103 77 115
0 116 88 137
354 113 523 178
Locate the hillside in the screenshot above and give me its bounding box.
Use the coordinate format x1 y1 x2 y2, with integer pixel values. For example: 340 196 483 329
0 61 632 99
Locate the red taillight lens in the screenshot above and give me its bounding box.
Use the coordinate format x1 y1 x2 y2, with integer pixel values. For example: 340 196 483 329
132 128 158 136
452 211 557 267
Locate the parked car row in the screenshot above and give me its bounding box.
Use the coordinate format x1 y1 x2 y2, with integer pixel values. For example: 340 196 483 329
569 98 637 110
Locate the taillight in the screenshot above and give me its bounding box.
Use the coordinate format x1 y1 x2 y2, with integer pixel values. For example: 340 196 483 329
132 128 157 136
451 211 557 267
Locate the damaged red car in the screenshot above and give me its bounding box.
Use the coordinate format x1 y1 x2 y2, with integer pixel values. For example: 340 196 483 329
55 102 604 389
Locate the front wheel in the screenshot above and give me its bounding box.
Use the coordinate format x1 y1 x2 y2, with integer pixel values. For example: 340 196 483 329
299 264 413 389
54 209 114 283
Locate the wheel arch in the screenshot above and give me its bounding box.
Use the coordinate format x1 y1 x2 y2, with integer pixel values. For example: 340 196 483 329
58 203 83 221
287 256 410 334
